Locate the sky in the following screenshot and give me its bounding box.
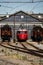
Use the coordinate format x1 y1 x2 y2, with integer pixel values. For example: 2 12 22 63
0 0 43 15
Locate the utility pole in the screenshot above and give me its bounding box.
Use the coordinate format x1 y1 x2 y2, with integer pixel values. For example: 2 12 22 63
13 16 15 43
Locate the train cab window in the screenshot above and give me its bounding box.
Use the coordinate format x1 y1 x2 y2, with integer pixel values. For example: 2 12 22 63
20 31 24 34
25 31 27 33
20 31 27 34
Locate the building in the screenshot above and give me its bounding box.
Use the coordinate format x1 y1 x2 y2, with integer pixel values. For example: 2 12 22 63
0 11 43 41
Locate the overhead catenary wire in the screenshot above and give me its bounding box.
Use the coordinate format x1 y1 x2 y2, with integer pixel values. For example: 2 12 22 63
0 5 15 9
0 3 27 14
0 0 43 15
30 2 39 12
0 0 43 3
0 4 25 9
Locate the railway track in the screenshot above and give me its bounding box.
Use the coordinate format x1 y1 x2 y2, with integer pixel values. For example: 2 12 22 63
26 42 43 51
22 41 43 51
0 42 43 58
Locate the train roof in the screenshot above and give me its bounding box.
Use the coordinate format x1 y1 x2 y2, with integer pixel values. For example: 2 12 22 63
18 29 27 31
33 26 42 31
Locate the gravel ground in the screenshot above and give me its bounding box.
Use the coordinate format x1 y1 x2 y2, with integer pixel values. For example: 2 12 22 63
0 41 43 65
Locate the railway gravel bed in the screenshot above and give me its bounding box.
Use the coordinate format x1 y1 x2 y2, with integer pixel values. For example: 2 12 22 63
0 41 43 57
0 41 43 65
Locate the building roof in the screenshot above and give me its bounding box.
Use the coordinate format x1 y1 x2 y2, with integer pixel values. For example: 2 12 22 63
32 14 43 21
0 11 43 22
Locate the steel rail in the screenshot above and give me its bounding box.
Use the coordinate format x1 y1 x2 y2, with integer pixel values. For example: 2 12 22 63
0 42 43 57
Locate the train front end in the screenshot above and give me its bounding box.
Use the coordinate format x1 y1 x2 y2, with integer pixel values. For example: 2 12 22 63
1 25 12 42
17 29 28 41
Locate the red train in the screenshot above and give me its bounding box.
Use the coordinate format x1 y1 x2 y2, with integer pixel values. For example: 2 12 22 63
1 25 12 42
17 29 28 41
31 25 43 42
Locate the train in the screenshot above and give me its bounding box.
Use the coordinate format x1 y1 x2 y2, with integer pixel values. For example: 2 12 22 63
1 24 43 42
1 25 12 42
17 28 28 41
31 25 43 42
